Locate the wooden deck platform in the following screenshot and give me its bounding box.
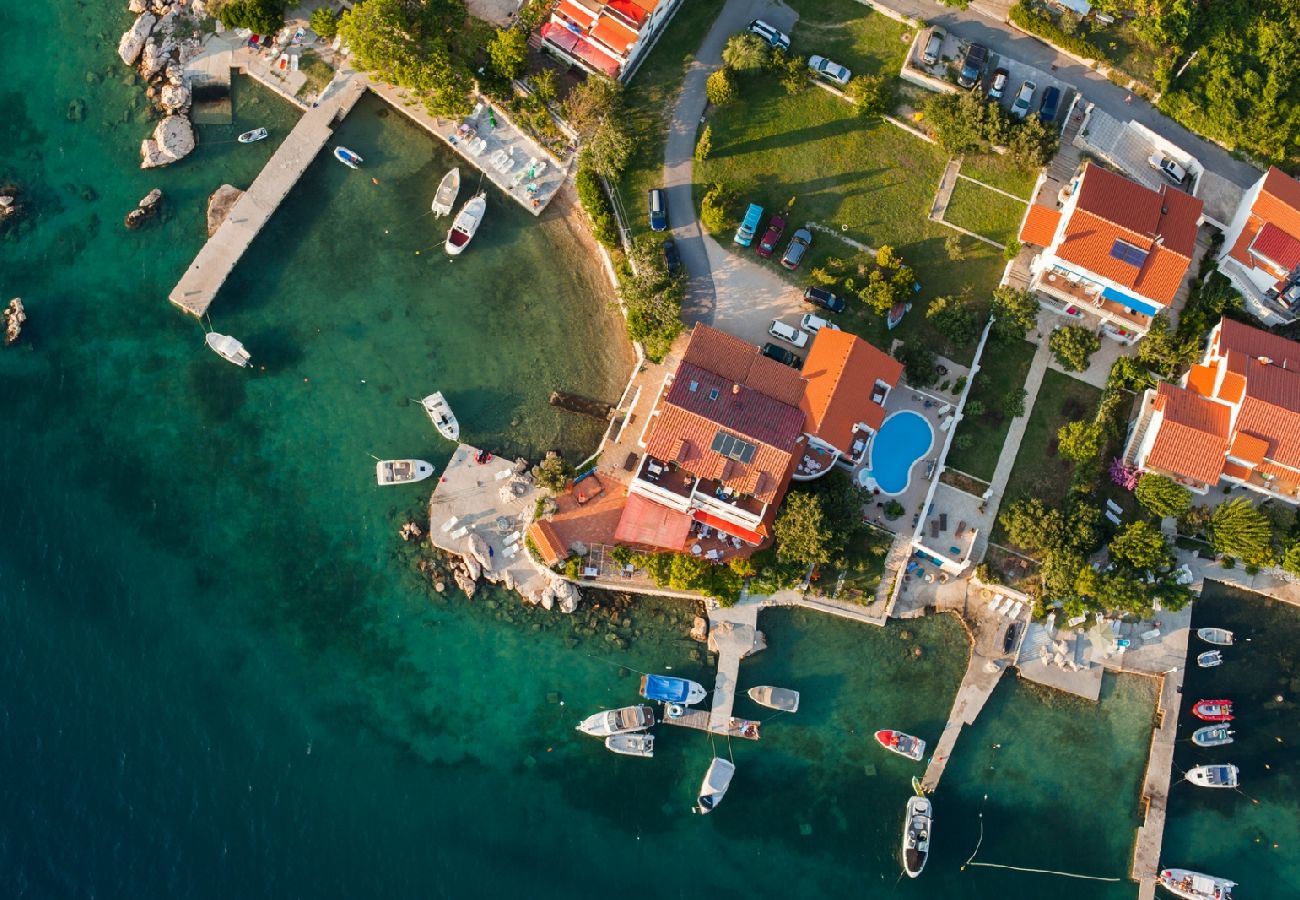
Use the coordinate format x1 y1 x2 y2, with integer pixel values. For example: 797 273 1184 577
659 708 761 741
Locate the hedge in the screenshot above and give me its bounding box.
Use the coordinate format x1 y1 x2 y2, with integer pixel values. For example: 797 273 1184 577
1008 2 1105 63
575 166 619 249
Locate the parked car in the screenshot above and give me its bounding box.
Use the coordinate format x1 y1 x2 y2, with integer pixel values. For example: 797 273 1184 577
988 67 1009 100
768 319 810 348
747 19 790 51
761 342 802 368
734 202 764 247
800 312 839 334
1010 80 1036 120
803 286 845 313
808 55 852 86
1037 86 1061 123
648 188 667 231
757 214 786 258
1148 154 1189 184
957 43 988 89
921 28 945 66
662 238 681 275
781 228 812 270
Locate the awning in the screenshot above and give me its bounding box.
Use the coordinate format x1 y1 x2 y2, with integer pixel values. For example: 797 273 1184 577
614 494 692 551
691 509 764 545
1101 286 1161 316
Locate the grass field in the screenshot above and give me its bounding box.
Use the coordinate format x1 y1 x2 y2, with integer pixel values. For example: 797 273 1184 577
786 0 915 77
943 178 1029 247
958 153 1039 199
999 369 1102 516
945 339 1037 482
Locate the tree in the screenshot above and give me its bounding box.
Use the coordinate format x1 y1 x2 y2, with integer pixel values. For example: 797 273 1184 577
1110 520 1171 571
1049 324 1100 372
895 342 936 387
487 27 528 81
1135 473 1192 519
778 53 807 95
926 292 982 345
622 236 684 361
1008 115 1059 169
1282 539 1300 576
531 68 558 106
700 182 734 233
847 74 892 117
695 125 713 162
1000 497 1066 553
218 0 288 34
532 453 571 493
1057 419 1105 464
722 33 768 72
807 471 868 559
580 125 633 179
923 90 1008 154
774 492 833 567
860 245 915 316
339 0 472 117
944 233 967 261
1209 497 1275 566
563 77 623 139
706 67 738 105
1136 314 1193 378
575 165 618 247
309 6 338 40
990 286 1039 342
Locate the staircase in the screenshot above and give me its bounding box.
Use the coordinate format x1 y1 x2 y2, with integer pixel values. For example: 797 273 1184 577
1123 390 1158 465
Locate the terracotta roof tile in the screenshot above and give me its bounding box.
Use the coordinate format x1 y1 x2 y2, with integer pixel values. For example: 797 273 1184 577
1222 460 1252 480
1145 383 1230 485
1228 216 1262 268
1020 205 1061 247
527 520 567 565
1155 381 1230 436
1218 371 1246 403
1216 318 1300 370
799 330 902 453
1256 167 1300 237
590 12 639 55
613 494 691 551
1250 222 1300 273
1230 432 1269 465
1185 363 1217 398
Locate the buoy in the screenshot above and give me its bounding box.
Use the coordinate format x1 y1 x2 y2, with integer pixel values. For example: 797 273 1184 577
372 178 379 185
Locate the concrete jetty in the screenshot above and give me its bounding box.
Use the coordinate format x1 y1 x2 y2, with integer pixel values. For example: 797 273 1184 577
1131 666 1186 899
706 604 761 732
168 67 367 316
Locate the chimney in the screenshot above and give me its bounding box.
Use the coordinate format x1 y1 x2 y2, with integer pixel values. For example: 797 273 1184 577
1258 356 1273 366
732 383 740 395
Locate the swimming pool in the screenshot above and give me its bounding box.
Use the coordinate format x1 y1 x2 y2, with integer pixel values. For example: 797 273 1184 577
860 411 934 495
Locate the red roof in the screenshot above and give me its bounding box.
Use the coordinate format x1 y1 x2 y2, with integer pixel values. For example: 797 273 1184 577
614 494 692 551
799 330 902 452
1228 168 1300 277
589 12 639 57
1249 222 1300 272
539 21 621 76
605 0 648 26
1144 382 1229 485
527 520 568 565
1020 205 1061 247
691 509 764 545
1215 317 1300 370
682 324 806 407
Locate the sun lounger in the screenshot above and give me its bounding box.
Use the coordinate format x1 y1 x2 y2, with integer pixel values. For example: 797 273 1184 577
441 516 459 533
1105 510 1122 525
939 513 948 532
503 544 519 559
581 566 599 578
495 468 513 481
1106 498 1123 515
1009 600 1024 618
450 525 469 539
505 531 522 546
955 520 967 538
1140 628 1161 642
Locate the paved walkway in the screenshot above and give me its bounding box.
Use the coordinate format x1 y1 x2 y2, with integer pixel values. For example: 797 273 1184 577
928 157 962 221
1132 668 1185 900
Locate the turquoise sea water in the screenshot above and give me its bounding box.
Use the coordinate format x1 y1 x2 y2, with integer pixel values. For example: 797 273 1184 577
4 2 1283 897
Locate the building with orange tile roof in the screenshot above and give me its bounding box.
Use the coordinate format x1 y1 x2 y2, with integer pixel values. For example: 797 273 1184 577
799 329 904 464
1217 166 1300 325
1125 317 1300 503
1021 163 1203 336
539 0 684 81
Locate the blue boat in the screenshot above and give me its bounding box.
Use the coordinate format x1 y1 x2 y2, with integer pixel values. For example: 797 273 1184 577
640 673 707 706
333 146 363 169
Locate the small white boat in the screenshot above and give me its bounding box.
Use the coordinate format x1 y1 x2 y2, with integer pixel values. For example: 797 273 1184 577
238 127 268 143
1197 650 1223 668
421 392 459 441
575 704 654 737
334 146 363 169
1187 763 1239 789
902 795 932 878
205 332 251 367
445 191 486 255
1192 725 1234 748
694 757 735 815
375 459 434 486
747 685 800 713
876 729 926 761
1158 867 1235 899
604 733 654 758
1197 627 1233 646
431 167 460 216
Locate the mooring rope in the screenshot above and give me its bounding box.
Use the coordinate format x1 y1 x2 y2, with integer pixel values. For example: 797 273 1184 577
965 862 1121 881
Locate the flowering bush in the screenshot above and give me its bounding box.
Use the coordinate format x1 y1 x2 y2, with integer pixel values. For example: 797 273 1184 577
1109 457 1139 491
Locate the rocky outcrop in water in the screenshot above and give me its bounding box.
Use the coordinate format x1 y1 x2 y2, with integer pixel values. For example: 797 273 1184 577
124 188 163 229
118 1 204 168
539 578 581 614
140 115 195 168
0 187 19 226
4 298 27 347
206 184 244 236
117 13 157 66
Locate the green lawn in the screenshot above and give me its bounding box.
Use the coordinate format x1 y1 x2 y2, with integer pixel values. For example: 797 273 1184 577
829 526 894 603
785 0 915 77
945 338 1036 482
296 50 334 100
999 369 1102 516
958 153 1039 200
943 178 1028 247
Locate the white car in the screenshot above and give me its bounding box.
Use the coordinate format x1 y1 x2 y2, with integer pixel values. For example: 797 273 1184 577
808 55 852 86
1010 80 1036 120
768 319 809 348
747 19 790 51
1148 154 1189 183
800 313 840 334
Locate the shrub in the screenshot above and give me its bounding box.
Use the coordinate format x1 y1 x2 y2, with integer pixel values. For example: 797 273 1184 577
1002 238 1022 261
884 499 905 519
1049 324 1100 372
1109 458 1140 491
487 27 529 81
1057 420 1104 464
1135 473 1192 519
1008 2 1105 61
944 233 966 261
895 341 937 387
695 124 713 162
309 6 338 40
847 74 893 117
575 166 619 248
1004 387 1027 419
700 182 734 233
706 67 739 106
533 454 571 493
722 33 768 72
926 292 982 345
216 0 288 34
779 54 807 95
1208 497 1275 567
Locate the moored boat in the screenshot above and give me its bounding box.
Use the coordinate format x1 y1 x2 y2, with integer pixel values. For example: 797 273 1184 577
431 167 460 216
1187 764 1239 789
1197 650 1223 668
445 190 486 255
1197 627 1233 646
604 733 654 758
875 729 927 761
238 127 268 143
575 704 654 737
747 685 799 712
375 459 434 486
1191 725 1234 748
694 757 735 814
640 673 707 706
1192 699 1233 722
420 392 459 441
333 146 363 169
1158 867 1235 899
902 795 932 878
205 332 251 367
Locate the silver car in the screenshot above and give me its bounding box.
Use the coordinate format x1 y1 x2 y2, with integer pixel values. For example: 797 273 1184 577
808 55 852 86
1010 80 1036 120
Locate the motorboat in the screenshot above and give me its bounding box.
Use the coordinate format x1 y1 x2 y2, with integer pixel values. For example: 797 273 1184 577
1192 725 1234 748
575 704 654 737
333 146 363 169
1197 650 1223 668
640 673 707 707
238 127 268 143
375 459 434 486
1192 699 1233 722
1197 627 1233 646
1002 622 1019 654
604 733 654 758
205 332 251 367
1187 764 1239 789
431 167 460 216
876 729 927 761
694 757 735 815
421 392 459 441
747 685 799 713
1157 867 1235 899
445 191 486 255
902 795 932 878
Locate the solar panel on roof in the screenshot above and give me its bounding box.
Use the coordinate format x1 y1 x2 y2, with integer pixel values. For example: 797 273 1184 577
1109 239 1148 267
711 431 756 463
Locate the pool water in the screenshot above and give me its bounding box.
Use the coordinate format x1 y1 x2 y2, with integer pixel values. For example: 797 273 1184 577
865 411 934 495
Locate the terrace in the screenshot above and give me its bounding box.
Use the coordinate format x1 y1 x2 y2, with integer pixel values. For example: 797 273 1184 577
793 444 840 481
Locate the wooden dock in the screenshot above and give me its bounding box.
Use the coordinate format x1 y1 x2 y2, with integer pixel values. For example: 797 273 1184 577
1131 667 1185 899
659 707 761 741
168 67 368 317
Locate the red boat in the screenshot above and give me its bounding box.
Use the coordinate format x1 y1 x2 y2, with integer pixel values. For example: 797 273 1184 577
1192 699 1233 721
875 729 926 761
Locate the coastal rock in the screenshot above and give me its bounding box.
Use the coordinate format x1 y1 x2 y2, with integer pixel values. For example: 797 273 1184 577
540 591 554 611
466 532 492 572
206 184 244 236
139 36 176 80
139 114 194 168
159 81 190 112
129 0 147 11
4 298 27 347
453 567 477 599
117 13 157 66
124 188 163 229
546 579 580 614
690 616 709 642
502 570 516 592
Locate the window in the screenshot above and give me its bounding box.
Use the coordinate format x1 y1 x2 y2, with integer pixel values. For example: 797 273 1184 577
710 431 757 463
708 388 720 401
688 380 698 392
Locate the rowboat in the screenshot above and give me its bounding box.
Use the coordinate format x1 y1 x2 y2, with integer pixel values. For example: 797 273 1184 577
1192 699 1233 722
747 685 799 712
431 167 460 216
1191 725 1233 747
694 757 735 815
1196 627 1233 646
333 146 363 169
375 459 434 486
238 127 268 143
1197 650 1223 668
876 729 926 761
